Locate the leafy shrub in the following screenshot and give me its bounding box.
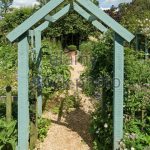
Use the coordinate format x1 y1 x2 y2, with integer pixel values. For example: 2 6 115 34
38 118 51 142
41 40 71 99
81 33 150 149
80 32 113 98
0 103 6 118
51 106 60 114
121 49 150 149
0 45 17 95
0 7 35 43
67 45 77 51
120 119 150 149
51 93 81 117
63 94 81 112
90 105 113 150
78 41 94 66
0 119 17 150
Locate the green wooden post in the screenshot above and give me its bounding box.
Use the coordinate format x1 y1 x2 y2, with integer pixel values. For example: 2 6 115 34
29 30 38 150
35 30 42 116
113 33 124 150
6 86 12 122
33 22 49 116
18 35 29 150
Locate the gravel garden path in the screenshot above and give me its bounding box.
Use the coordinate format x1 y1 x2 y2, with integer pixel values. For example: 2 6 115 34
36 62 96 150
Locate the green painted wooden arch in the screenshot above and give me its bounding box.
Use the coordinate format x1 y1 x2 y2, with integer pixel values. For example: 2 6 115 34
6 1 135 150
7 0 134 43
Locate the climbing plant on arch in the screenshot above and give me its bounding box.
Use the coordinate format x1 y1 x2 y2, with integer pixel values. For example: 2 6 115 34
6 0 134 149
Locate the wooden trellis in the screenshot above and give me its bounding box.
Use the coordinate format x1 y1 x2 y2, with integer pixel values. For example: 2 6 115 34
6 0 134 149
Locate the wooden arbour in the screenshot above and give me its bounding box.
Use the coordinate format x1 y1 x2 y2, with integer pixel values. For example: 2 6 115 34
6 0 135 149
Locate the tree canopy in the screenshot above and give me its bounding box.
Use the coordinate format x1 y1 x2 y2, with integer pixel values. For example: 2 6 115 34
119 0 150 37
0 0 101 45
0 0 13 14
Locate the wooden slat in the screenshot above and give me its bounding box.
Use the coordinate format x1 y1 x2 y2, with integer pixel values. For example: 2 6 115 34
45 4 70 22
18 35 29 150
35 21 49 31
113 33 124 149
33 20 50 116
34 31 42 116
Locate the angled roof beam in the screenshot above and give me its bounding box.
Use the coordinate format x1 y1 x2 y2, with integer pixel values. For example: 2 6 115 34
45 4 71 23
73 2 107 33
7 0 64 42
76 0 135 42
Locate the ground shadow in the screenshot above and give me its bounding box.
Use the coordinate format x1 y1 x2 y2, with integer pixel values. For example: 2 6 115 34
51 107 93 149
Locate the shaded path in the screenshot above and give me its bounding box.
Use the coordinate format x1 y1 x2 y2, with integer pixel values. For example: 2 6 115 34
36 62 96 150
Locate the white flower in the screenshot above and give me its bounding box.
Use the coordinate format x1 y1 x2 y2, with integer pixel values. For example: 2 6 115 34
104 123 108 128
96 129 100 134
131 147 135 150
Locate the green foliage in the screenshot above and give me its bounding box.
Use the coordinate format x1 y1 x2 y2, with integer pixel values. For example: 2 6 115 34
80 32 113 97
120 0 150 38
81 33 150 149
67 45 77 51
122 49 150 149
90 105 113 150
38 118 51 142
51 106 60 114
0 7 35 43
0 0 13 14
79 41 94 55
0 0 101 44
78 41 94 65
120 119 150 149
42 40 71 98
63 93 81 112
124 49 150 114
0 44 17 95
51 93 81 116
80 33 113 149
44 11 97 40
41 0 101 40
0 103 5 117
118 0 150 52
0 119 17 150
